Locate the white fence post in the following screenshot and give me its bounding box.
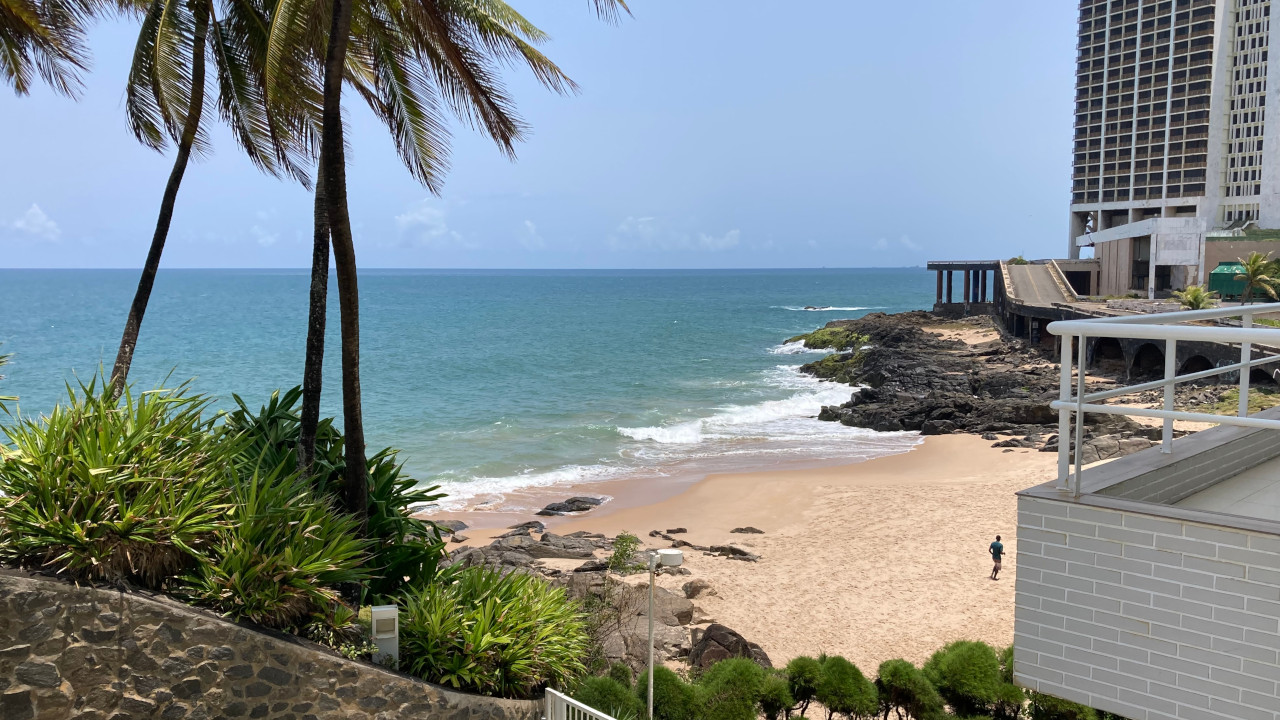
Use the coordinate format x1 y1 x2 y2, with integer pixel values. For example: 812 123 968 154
544 689 618 720
1058 335 1073 489
1240 312 1253 418
1163 337 1176 453
1073 335 1087 497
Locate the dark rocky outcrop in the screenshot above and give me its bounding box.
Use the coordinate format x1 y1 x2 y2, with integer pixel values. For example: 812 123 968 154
689 624 771 669
536 497 604 516
730 527 764 534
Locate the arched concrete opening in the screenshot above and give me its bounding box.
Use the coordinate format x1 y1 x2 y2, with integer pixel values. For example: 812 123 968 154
1131 343 1165 379
1250 367 1277 386
1092 337 1125 372
1179 355 1214 376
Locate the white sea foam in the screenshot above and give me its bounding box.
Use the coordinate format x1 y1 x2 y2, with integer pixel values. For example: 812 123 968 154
435 464 628 510
774 305 885 312
767 340 830 355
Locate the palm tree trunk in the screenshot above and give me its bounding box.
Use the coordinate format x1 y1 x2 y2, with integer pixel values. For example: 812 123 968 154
108 9 210 398
298 171 329 475
317 0 367 524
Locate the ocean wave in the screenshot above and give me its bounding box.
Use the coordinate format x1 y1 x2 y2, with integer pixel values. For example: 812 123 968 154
768 340 830 355
435 464 627 509
616 372 856 446
774 305 885 312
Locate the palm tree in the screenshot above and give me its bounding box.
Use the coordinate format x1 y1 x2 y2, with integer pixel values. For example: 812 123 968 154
107 0 320 395
2 0 95 95
275 0 630 513
1172 284 1219 310
1235 251 1280 305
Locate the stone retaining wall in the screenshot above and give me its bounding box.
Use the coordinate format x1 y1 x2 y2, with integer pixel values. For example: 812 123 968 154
0 571 543 720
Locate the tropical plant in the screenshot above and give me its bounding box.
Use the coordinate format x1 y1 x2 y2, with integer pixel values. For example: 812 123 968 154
815 655 878 720
608 661 634 689
758 670 795 720
786 655 824 717
304 601 378 660
400 566 589 698
1172 284 1219 310
876 658 945 720
107 0 319 396
280 0 633 519
0 380 231 589
574 676 644 720
184 465 370 629
634 666 700 720
1235 251 1280 304
221 387 448 601
1008 255 1030 265
698 658 766 720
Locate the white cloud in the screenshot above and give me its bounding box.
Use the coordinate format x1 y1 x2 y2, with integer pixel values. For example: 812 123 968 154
872 236 920 253
697 229 740 251
394 200 475 249
520 220 546 250
11 204 60 241
609 216 741 252
251 225 279 247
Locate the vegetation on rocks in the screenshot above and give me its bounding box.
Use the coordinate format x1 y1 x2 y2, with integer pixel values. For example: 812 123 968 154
786 326 870 351
1171 284 1219 310
800 351 867 384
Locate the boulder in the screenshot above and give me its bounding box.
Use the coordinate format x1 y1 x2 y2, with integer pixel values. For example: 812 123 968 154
689 624 771 669
573 558 610 573
682 579 715 599
524 533 596 559
709 544 760 562
450 534 469 543
730 527 764 534
666 528 688 534
434 520 468 533
537 497 604 515
506 521 545 533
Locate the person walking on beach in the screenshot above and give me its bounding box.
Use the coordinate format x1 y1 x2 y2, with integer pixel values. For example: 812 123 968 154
989 535 1004 580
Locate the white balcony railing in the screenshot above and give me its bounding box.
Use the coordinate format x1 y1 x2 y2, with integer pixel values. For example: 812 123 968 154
544 689 618 720
1046 302 1280 496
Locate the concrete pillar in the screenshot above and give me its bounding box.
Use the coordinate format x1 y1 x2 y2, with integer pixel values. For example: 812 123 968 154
1068 212 1085 260
946 271 953 303
936 271 944 304
980 270 988 303
963 270 972 312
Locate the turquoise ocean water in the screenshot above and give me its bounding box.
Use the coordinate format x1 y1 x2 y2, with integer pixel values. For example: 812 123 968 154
0 269 934 510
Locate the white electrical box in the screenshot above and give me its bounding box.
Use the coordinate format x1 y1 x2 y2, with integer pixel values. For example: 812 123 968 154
369 605 399 669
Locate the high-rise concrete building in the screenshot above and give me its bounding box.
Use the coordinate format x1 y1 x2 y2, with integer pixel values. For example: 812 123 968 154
1068 0 1280 296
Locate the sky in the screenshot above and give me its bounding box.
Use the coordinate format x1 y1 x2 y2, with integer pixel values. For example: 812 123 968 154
0 1 1079 269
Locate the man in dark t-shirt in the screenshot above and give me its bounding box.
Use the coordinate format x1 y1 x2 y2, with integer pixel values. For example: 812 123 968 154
989 535 1004 580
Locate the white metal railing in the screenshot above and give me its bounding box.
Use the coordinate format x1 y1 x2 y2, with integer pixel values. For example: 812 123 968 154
1046 302 1280 496
545 688 618 720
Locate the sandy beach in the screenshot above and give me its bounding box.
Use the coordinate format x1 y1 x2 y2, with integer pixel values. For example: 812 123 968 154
440 434 1059 673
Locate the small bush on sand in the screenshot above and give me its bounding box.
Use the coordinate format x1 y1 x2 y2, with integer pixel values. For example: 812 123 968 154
608 531 645 574
876 658 945 720
923 640 1012 718
400 566 588 698
785 656 824 716
575 676 644 720
699 658 766 720
759 669 795 720
816 655 877 719
635 666 700 720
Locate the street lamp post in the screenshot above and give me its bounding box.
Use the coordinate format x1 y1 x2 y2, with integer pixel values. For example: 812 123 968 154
648 548 683 719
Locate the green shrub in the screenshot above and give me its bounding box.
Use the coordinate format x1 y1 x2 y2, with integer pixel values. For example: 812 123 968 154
0 382 232 589
575 676 644 720
223 388 448 601
185 467 370 629
609 662 635 689
816 655 877 719
699 658 766 720
608 531 645 575
400 566 589 698
876 659 945 720
636 666 700 720
785 656 824 717
922 640 1003 717
799 352 865 384
1028 691 1099 720
759 670 795 720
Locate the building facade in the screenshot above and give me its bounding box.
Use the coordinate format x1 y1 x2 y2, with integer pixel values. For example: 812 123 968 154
1068 0 1280 296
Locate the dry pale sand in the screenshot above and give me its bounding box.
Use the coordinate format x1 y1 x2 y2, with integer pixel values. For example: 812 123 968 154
532 435 1059 673
922 324 1000 346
